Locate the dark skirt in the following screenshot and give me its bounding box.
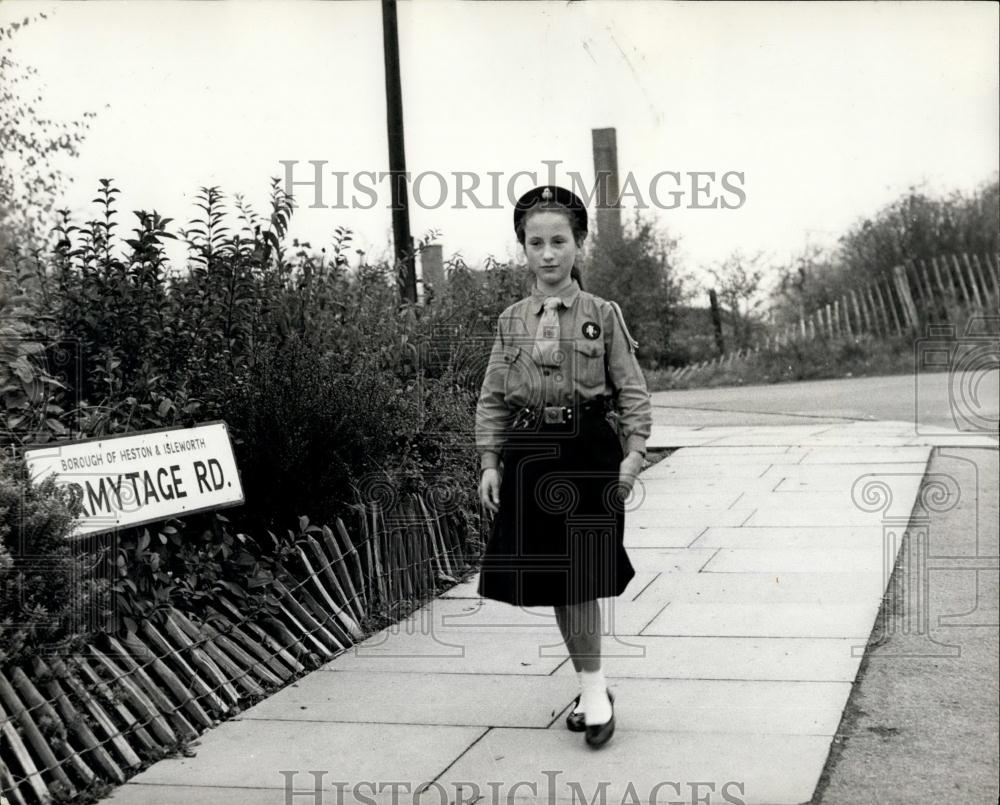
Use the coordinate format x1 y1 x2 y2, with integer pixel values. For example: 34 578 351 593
477 415 636 607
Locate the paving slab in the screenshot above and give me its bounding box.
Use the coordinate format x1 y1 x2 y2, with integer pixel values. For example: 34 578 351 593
123 719 483 790
641 601 878 639
623 490 745 509
633 570 888 605
661 449 809 465
393 595 670 637
237 670 583 728
902 432 998 447
621 546 716 572
623 507 754 527
550 678 853 736
742 506 903 527
691 526 885 550
703 547 889 575
551 636 864 681
442 727 833 805
107 785 287 805
628 474 777 490
329 628 568 674
642 463 776 479
797 446 932 464
621 521 706 544
765 463 929 492
748 489 913 509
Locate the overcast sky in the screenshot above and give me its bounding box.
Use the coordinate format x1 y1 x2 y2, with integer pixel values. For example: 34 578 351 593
4 0 998 285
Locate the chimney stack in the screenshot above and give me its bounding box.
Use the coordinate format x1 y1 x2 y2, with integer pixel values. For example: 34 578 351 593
592 128 622 242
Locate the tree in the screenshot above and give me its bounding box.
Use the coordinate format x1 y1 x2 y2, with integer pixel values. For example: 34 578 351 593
708 250 767 350
0 12 94 256
769 178 1000 324
584 211 687 366
837 179 999 286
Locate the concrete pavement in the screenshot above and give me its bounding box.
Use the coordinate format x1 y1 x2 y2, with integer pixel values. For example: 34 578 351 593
104 418 998 805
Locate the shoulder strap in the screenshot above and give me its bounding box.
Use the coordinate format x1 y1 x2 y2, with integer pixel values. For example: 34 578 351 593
608 300 639 352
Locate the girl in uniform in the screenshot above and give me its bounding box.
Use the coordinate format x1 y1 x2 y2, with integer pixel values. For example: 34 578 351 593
474 184 652 748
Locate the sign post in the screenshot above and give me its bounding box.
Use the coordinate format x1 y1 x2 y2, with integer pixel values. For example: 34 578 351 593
24 421 245 538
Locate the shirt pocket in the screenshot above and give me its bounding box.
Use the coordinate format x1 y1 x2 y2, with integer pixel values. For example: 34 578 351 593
502 344 533 406
572 340 606 396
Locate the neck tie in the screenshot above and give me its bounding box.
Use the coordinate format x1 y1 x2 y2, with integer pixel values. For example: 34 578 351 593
532 296 562 366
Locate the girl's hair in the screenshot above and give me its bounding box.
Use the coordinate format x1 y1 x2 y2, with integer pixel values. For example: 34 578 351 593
515 200 587 291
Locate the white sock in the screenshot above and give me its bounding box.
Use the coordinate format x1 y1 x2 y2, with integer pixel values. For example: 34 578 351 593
572 670 585 714
580 668 612 725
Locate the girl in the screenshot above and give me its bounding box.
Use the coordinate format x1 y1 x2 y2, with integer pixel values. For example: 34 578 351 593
474 184 652 748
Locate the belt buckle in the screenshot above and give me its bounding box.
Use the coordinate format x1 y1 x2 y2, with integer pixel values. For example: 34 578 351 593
543 405 566 425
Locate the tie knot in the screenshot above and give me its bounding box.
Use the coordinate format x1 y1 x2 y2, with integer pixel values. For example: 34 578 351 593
543 297 562 312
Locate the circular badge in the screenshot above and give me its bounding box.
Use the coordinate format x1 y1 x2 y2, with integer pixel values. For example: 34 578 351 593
582 321 601 340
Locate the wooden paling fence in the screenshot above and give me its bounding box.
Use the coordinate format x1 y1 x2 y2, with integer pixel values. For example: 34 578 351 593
0 492 475 804
668 252 999 381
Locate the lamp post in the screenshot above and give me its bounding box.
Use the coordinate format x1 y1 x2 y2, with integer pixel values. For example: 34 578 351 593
381 0 416 304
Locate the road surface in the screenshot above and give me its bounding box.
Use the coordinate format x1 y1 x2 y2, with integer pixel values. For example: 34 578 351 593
651 370 999 430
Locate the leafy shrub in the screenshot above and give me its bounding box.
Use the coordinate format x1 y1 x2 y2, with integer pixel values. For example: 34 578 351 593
0 451 110 665
1 178 503 658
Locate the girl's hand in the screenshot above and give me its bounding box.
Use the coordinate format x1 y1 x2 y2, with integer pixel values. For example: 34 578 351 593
618 451 644 500
480 468 501 515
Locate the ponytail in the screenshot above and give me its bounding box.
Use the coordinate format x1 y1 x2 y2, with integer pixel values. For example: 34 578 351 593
571 264 584 291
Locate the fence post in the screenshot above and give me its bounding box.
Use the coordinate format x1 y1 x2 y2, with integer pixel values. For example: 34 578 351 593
960 253 985 307
850 289 867 334
832 299 842 336
874 281 898 335
893 265 919 331
708 289 725 356
905 259 927 304
948 253 972 304
971 254 997 299
931 256 955 302
930 256 953 319
841 295 853 337
863 286 880 334
989 253 1000 292
887 279 905 334
918 259 935 303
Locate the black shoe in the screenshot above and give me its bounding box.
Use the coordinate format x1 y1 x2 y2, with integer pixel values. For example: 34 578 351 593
566 688 614 733
584 689 616 748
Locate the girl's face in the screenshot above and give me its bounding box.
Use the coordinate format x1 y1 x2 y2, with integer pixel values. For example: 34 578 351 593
523 210 579 291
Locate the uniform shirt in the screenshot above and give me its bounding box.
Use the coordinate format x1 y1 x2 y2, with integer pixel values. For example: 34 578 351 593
475 278 653 471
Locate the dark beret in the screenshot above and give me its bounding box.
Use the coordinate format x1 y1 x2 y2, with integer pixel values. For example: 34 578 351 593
513 184 588 236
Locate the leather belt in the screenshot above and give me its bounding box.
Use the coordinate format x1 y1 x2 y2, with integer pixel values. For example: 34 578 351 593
511 396 612 430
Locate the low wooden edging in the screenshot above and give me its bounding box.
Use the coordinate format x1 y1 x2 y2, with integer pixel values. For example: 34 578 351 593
0 493 477 804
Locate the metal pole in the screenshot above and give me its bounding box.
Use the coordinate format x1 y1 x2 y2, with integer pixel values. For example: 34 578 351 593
382 0 416 304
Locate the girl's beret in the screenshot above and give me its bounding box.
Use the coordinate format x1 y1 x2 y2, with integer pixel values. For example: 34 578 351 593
513 185 588 235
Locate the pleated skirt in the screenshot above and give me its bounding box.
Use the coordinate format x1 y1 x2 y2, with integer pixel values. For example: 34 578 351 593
477 415 636 607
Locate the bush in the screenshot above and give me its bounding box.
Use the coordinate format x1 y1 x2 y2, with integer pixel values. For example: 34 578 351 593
0 451 110 665
647 332 917 391
1 179 499 659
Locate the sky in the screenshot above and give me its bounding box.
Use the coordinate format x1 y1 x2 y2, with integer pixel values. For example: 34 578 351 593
3 0 998 288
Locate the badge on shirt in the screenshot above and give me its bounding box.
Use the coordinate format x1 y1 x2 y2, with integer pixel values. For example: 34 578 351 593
582 321 601 340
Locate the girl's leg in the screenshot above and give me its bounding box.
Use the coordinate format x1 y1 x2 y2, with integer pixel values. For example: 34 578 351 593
554 599 602 671
554 600 612 725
